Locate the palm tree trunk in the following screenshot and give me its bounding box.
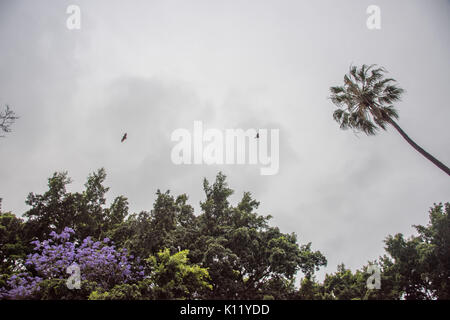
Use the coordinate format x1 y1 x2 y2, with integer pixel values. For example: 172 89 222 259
388 119 450 176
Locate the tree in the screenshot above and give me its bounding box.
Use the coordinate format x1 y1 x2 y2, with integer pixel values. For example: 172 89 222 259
0 228 143 299
24 168 128 241
329 64 450 176
321 264 374 300
115 172 327 299
298 203 450 300
188 172 327 299
0 105 19 138
146 248 212 299
379 203 450 299
88 248 212 300
1 170 329 300
0 211 28 274
109 191 197 260
296 276 325 300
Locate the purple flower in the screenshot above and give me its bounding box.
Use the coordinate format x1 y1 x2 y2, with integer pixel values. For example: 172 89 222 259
1 228 143 299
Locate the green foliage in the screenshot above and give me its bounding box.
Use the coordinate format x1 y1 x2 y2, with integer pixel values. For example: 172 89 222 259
380 203 450 299
0 170 328 300
37 279 100 300
24 168 128 241
0 211 28 274
88 283 142 300
297 203 450 300
147 248 212 299
185 173 327 299
88 248 212 300
296 277 325 300
4 168 447 300
107 191 196 260
322 264 372 300
104 171 327 299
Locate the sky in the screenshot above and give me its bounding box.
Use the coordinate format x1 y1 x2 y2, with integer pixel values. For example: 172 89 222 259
0 0 449 281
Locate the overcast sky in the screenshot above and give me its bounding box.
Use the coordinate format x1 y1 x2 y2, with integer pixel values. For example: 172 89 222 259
0 0 449 281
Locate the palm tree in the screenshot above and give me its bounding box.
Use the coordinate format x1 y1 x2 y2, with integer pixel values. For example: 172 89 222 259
329 64 450 176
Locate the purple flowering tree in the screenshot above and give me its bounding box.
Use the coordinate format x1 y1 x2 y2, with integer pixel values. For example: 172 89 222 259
0 273 43 299
1 227 143 299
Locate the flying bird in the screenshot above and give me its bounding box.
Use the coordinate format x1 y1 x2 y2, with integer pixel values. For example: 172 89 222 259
121 133 127 142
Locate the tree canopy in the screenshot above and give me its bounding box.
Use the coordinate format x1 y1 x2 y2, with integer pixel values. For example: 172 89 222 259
1 169 326 300
0 169 448 299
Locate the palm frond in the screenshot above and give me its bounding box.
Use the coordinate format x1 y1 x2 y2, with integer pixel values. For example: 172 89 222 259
328 64 404 136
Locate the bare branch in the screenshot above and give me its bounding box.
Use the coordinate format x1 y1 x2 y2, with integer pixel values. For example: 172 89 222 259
0 105 19 137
